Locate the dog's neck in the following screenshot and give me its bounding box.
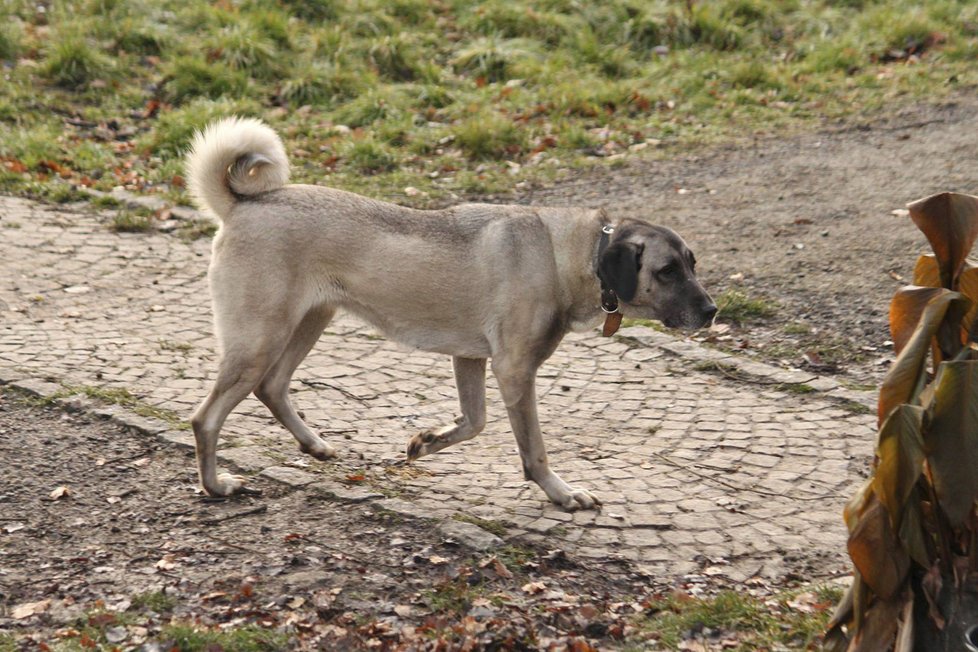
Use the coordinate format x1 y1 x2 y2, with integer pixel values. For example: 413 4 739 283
564 217 618 333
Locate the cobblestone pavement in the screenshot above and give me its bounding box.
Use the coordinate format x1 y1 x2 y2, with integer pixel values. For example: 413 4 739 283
0 195 876 584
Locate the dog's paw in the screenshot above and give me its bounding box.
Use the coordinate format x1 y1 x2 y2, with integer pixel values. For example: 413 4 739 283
406 429 437 461
300 439 337 460
558 487 601 511
536 472 601 511
207 472 247 497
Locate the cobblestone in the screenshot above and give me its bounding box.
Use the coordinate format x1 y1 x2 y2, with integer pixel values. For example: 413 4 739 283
0 196 877 585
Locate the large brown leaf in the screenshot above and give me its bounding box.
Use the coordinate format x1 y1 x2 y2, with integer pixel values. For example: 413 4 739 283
925 360 978 528
879 290 966 426
889 286 947 357
907 192 978 289
897 489 931 568
873 404 925 530
849 594 904 652
844 478 874 533
848 495 910 599
914 257 978 342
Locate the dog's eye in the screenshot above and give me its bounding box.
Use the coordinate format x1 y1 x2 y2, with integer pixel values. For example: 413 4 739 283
658 264 680 279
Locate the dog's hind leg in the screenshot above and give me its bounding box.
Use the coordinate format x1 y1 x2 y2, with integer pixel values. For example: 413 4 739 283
406 356 486 460
255 305 337 460
491 356 600 511
192 338 285 497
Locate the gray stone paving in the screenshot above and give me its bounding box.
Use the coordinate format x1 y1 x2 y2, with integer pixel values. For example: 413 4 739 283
0 196 876 584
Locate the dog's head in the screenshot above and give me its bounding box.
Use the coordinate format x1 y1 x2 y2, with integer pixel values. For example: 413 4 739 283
597 219 716 330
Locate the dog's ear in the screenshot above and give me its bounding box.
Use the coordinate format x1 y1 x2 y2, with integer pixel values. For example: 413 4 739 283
598 241 644 302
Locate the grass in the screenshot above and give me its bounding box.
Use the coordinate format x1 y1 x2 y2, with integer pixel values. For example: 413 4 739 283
0 1 974 209
633 585 844 650
452 512 510 537
110 209 155 233
157 624 287 651
716 289 779 325
131 590 178 613
29 383 188 430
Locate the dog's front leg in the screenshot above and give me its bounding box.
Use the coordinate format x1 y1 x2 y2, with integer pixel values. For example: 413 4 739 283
407 357 487 460
492 359 601 511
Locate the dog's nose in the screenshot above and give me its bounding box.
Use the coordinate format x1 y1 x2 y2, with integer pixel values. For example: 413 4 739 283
703 302 718 324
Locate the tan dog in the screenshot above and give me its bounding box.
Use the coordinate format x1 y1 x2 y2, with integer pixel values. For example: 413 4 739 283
186 117 716 510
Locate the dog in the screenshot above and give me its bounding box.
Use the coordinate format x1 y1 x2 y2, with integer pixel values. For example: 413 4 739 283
186 117 716 511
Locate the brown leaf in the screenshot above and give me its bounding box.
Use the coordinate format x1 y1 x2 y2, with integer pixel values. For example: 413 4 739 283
879 289 965 425
850 595 904 652
522 581 546 594
907 192 978 289
889 285 947 355
49 485 71 500
847 496 910 599
925 360 978 527
873 404 925 529
12 599 51 619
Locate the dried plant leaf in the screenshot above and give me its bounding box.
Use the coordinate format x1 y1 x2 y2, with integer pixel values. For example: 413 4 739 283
873 404 925 530
914 257 978 344
849 595 903 652
847 496 910 599
925 360 978 528
907 192 978 289
879 290 965 426
893 595 914 652
889 286 947 356
844 478 874 533
897 490 931 568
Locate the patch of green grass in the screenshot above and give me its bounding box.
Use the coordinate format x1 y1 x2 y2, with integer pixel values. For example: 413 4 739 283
779 382 817 394
0 21 23 61
0 633 15 652
455 109 527 160
840 399 873 414
35 383 189 430
783 322 812 335
110 209 154 233
635 586 843 650
132 590 177 613
345 137 398 175
91 194 123 209
495 544 536 574
452 513 509 537
176 218 218 241
716 289 778 325
157 624 287 651
6 0 977 208
41 31 114 89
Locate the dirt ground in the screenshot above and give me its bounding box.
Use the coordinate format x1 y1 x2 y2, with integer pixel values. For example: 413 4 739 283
3 94 977 648
0 390 656 649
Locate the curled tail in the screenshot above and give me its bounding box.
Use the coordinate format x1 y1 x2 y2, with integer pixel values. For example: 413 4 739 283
185 117 289 222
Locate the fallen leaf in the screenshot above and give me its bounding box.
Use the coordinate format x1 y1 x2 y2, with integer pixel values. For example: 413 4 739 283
394 604 413 617
3 522 25 533
155 555 176 571
522 581 546 594
12 599 51 619
428 555 449 565
49 485 71 500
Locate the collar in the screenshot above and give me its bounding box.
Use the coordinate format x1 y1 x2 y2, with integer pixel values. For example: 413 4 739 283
596 224 623 337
